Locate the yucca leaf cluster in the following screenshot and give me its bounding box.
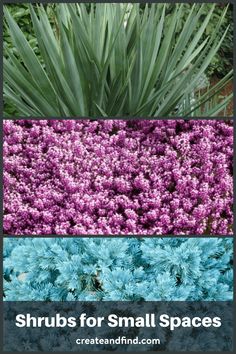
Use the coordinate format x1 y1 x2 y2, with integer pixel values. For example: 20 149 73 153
4 3 233 117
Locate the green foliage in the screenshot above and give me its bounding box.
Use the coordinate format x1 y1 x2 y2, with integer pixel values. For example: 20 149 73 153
4 4 37 55
3 3 233 117
168 3 233 78
4 4 57 58
3 4 54 116
4 4 34 116
200 4 233 77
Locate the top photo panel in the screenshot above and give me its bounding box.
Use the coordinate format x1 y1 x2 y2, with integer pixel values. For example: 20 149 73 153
3 2 233 118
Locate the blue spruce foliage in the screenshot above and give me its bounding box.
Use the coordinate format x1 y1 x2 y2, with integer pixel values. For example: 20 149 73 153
3 238 233 301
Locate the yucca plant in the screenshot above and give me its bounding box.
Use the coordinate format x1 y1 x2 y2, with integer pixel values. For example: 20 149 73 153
3 3 233 117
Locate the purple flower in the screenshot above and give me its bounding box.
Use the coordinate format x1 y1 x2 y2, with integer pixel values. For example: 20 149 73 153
3 119 233 235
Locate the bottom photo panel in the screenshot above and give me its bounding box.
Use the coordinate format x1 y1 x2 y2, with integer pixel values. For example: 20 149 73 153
3 237 233 351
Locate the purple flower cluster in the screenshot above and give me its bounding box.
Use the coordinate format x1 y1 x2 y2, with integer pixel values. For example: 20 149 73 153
3 119 233 235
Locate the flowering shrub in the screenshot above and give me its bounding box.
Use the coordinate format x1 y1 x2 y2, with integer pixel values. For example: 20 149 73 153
3 119 233 235
4 238 233 301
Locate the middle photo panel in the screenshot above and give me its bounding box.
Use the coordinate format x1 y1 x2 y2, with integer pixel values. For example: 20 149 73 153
3 119 233 236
